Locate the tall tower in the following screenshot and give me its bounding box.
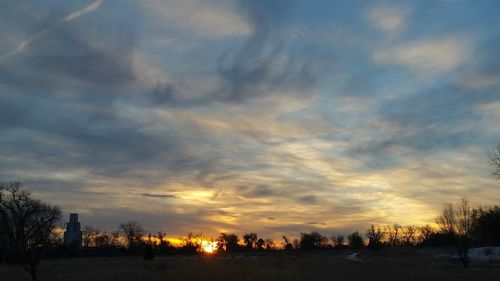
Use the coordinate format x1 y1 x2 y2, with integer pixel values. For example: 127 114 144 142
64 213 82 248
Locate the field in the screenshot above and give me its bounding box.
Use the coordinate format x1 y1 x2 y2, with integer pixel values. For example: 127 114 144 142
1 249 499 281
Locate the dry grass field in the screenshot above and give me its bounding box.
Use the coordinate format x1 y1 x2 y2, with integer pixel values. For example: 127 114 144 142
1 249 499 281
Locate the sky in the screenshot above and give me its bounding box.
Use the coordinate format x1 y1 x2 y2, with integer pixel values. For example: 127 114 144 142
1 0 499 241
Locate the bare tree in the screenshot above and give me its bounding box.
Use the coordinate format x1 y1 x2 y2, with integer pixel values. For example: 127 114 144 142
435 199 473 268
347 231 364 249
385 224 401 246
0 182 61 281
330 234 345 249
489 142 500 180
419 224 435 242
366 225 385 249
119 221 144 250
82 225 100 248
94 232 111 248
402 225 417 246
282 235 293 250
265 238 274 250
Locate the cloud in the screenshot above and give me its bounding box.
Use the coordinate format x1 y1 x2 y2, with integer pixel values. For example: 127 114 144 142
373 37 469 74
0 0 103 64
297 195 318 204
141 193 177 198
2 0 500 241
144 0 251 38
460 74 500 89
63 0 103 22
214 0 320 102
368 5 408 34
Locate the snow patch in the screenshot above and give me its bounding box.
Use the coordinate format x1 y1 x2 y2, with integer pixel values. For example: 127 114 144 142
469 247 500 261
347 252 362 262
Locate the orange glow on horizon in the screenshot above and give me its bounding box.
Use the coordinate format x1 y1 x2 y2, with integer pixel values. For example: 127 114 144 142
142 236 218 253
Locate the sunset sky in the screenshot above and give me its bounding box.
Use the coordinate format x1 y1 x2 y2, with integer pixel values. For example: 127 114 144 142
1 0 499 240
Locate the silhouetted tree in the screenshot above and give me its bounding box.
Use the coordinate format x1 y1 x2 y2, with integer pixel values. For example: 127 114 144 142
217 233 239 253
143 233 155 260
472 206 500 246
282 235 293 250
94 232 111 248
299 232 328 250
489 142 500 180
385 224 401 246
119 221 144 251
347 231 364 249
243 233 257 250
419 224 435 243
155 232 173 254
330 234 345 249
265 238 274 250
180 232 201 254
82 225 99 248
366 225 385 249
256 238 265 251
402 225 418 246
0 182 61 281
435 199 472 268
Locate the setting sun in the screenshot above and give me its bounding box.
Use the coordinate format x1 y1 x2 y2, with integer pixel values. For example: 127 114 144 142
201 240 218 254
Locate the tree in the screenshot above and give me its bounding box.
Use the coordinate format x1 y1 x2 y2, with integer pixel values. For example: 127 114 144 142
402 225 418 246
366 225 385 249
256 238 265 251
419 224 435 243
0 182 61 281
472 206 500 246
385 224 401 246
435 199 472 268
180 232 202 254
155 232 173 254
330 234 345 249
489 142 500 180
282 235 293 250
347 231 364 249
265 238 274 250
299 232 328 250
82 225 100 248
143 233 155 260
217 233 239 253
94 232 110 248
119 221 144 251
243 233 257 250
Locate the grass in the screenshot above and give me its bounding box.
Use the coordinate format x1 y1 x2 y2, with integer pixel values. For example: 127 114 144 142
1 248 499 281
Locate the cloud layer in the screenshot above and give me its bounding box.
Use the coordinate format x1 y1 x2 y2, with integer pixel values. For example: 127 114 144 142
1 0 499 240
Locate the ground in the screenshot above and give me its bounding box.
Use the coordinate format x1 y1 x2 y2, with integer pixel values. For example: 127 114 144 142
1 249 499 281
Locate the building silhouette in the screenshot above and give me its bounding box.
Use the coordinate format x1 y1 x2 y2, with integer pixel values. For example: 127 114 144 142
64 213 82 248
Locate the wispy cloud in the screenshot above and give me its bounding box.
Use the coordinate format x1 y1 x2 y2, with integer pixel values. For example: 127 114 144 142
144 0 250 38
0 0 103 64
1 0 500 240
368 5 409 34
63 0 103 22
373 37 470 74
141 193 178 198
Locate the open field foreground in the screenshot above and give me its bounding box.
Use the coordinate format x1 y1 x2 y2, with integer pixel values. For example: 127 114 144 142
1 249 499 281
